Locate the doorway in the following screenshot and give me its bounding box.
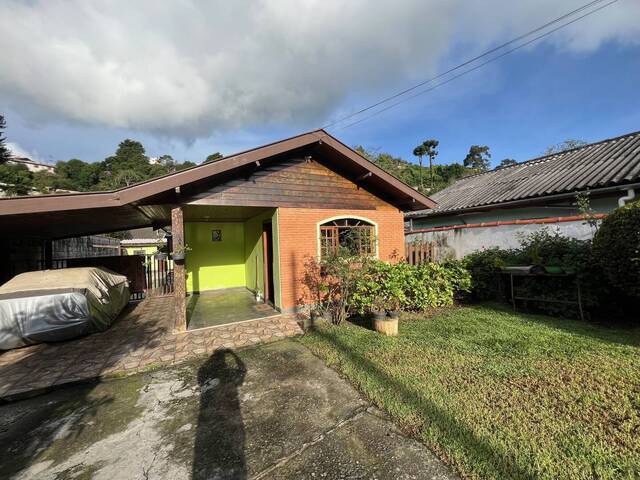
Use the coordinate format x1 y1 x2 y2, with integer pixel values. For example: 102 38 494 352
262 222 275 305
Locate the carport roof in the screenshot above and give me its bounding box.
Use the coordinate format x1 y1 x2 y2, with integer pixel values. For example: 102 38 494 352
1 129 435 239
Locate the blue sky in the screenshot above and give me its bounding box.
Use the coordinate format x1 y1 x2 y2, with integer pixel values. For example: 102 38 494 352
2 1 640 170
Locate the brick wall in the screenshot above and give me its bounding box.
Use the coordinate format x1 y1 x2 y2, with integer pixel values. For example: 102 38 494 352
277 205 405 311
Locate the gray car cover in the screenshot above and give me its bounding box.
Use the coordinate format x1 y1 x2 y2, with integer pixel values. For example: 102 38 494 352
0 267 129 350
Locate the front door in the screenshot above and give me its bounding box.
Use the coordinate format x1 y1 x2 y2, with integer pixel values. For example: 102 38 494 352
262 222 275 304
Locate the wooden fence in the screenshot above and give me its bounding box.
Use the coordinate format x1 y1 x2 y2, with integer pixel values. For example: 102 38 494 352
405 241 435 265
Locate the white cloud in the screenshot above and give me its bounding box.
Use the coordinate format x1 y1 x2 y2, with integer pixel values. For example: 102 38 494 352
6 142 43 162
0 0 638 138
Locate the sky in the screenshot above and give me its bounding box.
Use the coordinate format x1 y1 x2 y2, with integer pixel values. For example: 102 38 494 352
1 0 640 169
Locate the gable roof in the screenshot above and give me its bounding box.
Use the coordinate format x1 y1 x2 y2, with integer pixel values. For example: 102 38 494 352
1 129 435 239
407 130 640 218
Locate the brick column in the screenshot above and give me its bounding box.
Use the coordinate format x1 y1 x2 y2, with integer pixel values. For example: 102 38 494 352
171 206 187 331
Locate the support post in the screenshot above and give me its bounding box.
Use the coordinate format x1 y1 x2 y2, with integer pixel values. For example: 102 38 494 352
43 239 53 270
171 206 187 332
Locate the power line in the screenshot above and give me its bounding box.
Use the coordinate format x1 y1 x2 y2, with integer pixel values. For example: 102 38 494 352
323 0 619 131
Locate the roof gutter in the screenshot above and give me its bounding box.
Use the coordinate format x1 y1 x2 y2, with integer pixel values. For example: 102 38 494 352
407 182 640 219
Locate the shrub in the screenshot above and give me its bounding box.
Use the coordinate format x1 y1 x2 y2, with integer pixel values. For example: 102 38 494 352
593 200 640 298
463 248 512 301
349 259 472 315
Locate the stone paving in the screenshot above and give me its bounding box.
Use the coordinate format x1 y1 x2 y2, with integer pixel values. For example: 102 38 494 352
0 296 304 401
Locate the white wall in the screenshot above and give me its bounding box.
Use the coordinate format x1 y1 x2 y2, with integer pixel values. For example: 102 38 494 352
406 220 599 261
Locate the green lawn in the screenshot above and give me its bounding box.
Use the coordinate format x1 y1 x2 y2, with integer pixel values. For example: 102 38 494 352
298 304 640 480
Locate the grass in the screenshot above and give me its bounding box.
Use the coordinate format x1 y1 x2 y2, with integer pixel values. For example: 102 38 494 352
298 304 640 480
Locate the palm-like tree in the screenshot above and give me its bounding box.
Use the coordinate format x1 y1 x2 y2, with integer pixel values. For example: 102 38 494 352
413 139 439 190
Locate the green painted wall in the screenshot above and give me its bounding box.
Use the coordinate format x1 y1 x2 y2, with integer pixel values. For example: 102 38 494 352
185 222 246 292
243 208 281 308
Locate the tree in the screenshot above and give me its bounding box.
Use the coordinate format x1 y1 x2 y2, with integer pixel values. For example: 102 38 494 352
205 152 223 163
464 145 491 171
544 139 587 156
0 163 32 195
0 114 12 163
413 139 439 190
497 158 518 169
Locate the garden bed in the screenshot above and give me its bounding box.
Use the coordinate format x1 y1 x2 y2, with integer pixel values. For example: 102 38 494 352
299 304 640 480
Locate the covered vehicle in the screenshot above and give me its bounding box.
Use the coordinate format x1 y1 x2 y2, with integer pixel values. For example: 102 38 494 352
0 267 129 350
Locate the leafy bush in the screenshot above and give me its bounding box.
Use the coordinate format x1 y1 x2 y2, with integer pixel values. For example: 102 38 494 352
463 229 617 319
463 248 513 301
350 260 472 314
593 200 640 298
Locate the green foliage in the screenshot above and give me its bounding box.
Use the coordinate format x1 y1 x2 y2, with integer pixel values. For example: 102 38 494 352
205 152 223 163
497 158 517 169
463 145 491 171
0 163 32 195
463 229 618 319
463 248 512 301
593 200 640 298
0 114 11 163
0 137 202 196
355 145 471 195
544 139 587 155
350 259 472 314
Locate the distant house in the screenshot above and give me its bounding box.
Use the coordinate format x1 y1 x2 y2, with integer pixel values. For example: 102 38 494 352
406 130 640 260
8 157 55 174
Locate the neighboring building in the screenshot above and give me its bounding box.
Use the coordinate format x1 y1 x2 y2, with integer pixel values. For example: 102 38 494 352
406 130 640 260
8 157 55 174
0 129 435 328
120 238 165 256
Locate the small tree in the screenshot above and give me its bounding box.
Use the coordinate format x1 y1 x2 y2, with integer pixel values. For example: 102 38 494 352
0 114 12 163
464 145 491 171
205 152 223 163
497 158 518 169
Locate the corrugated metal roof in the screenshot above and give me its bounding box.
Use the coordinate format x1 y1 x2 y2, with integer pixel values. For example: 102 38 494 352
407 130 640 218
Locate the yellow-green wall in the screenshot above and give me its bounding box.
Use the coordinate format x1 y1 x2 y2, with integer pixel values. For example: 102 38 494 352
243 209 281 308
124 245 157 256
185 222 246 292
184 209 281 309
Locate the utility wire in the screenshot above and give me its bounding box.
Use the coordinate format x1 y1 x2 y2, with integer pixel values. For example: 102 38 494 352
323 0 619 131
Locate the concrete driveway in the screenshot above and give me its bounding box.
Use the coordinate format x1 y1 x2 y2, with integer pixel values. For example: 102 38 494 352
0 340 457 480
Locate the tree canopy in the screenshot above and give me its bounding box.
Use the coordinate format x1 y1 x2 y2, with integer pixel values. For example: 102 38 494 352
544 139 587 155
463 145 491 171
497 158 518 169
0 114 12 163
356 145 470 195
0 136 199 196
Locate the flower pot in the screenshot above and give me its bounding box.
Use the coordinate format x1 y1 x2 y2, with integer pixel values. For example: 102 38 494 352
172 252 185 261
371 310 387 322
386 310 400 319
373 315 398 337
544 265 563 274
154 252 167 261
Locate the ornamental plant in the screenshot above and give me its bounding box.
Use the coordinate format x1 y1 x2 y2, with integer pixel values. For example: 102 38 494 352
593 200 640 298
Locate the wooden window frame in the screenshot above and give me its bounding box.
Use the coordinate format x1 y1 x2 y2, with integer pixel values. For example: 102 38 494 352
318 217 377 258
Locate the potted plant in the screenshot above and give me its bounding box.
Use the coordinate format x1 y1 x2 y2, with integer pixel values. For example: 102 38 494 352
544 257 563 274
371 294 398 336
171 244 191 262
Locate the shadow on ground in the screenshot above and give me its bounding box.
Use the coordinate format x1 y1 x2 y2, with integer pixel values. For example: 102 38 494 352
193 349 247 479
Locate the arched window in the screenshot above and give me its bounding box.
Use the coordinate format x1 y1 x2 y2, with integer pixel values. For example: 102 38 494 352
319 217 375 257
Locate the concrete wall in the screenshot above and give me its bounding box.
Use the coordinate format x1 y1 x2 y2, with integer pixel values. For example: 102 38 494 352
406 219 599 261
53 235 121 260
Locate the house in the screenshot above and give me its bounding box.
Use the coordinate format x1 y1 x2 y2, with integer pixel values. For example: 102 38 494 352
8 157 55 174
405 130 640 260
0 129 435 330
